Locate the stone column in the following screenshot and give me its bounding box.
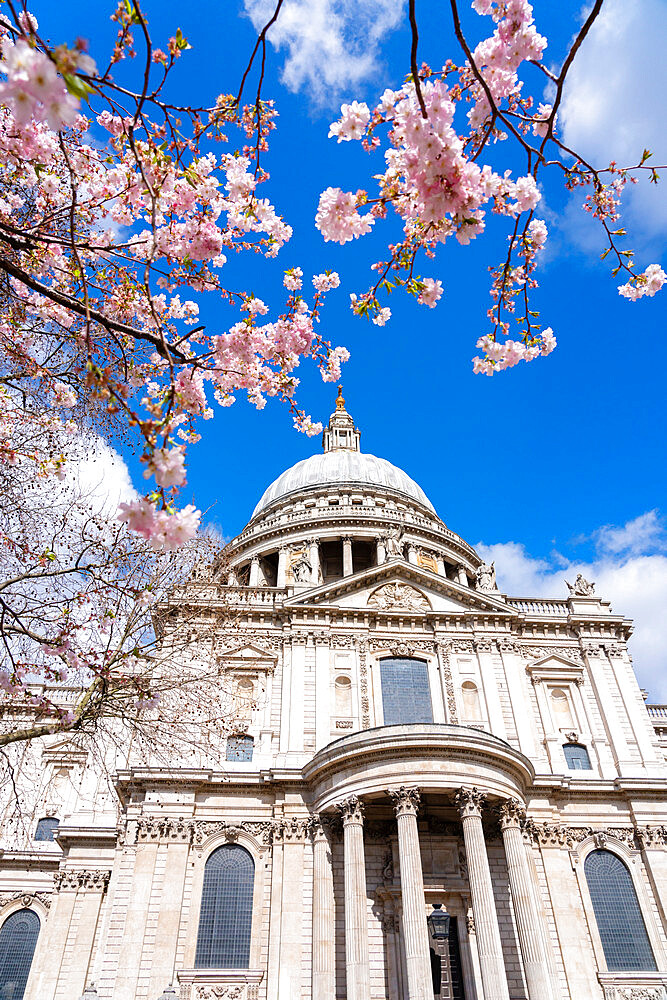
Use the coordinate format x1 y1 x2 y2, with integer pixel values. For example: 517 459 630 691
407 544 419 565
499 800 555 1000
456 565 468 587
376 536 386 565
455 788 510 1000
343 537 353 576
309 538 321 585
337 796 370 1000
249 555 260 586
277 547 288 587
436 554 446 575
389 787 432 1000
311 816 335 1000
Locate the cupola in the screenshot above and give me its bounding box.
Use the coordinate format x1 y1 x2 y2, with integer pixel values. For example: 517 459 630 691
322 386 360 453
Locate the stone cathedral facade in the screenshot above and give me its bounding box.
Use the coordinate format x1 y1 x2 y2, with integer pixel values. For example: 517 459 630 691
3 390 667 1000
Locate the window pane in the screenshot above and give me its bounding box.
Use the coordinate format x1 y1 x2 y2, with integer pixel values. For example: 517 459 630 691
195 845 254 968
34 818 59 842
380 658 433 725
563 744 592 770
585 850 656 971
226 736 254 762
0 909 40 1000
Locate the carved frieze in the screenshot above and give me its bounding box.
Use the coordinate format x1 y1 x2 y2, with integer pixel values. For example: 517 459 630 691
181 987 260 1000
358 643 370 729
54 869 110 892
523 822 644 850
137 817 192 843
271 817 310 843
600 987 666 1000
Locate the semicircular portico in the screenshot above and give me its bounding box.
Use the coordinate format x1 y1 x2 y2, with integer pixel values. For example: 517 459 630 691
303 723 534 812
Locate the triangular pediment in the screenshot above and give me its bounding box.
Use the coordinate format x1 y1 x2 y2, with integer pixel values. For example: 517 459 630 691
525 652 584 679
283 559 516 615
217 643 277 663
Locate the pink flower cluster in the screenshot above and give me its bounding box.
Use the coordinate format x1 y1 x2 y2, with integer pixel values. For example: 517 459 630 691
118 499 201 550
316 187 375 245
0 37 82 131
473 327 556 375
468 0 547 131
328 101 371 142
618 264 667 300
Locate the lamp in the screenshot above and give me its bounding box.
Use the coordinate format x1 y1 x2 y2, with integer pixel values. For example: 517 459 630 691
427 903 451 940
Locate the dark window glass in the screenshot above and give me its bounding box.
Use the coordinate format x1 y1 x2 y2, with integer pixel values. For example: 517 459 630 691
226 735 254 762
563 743 592 770
195 845 254 969
380 657 433 725
0 909 40 1000
585 850 656 971
34 818 59 842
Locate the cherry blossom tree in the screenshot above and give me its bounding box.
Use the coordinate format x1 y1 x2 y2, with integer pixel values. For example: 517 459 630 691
316 0 666 373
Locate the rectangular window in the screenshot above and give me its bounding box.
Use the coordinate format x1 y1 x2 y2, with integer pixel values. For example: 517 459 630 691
380 657 433 725
226 735 254 762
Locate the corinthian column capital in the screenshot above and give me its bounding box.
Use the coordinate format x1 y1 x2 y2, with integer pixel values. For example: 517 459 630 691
337 795 364 825
498 797 527 831
388 786 421 817
455 786 486 819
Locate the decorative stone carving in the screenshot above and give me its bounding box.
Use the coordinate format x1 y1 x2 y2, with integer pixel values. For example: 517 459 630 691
382 852 394 883
358 640 371 729
523 822 642 850
136 816 192 843
454 787 486 819
0 891 51 910
186 987 260 1000
593 831 608 849
270 817 311 843
368 583 430 613
388 786 421 816
475 562 497 592
336 795 365 824
54 870 111 892
600 987 666 1000
190 819 273 847
498 798 526 830
566 573 595 596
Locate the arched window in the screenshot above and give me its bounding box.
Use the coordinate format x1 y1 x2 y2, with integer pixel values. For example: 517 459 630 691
34 817 59 842
461 681 482 721
550 687 575 728
195 845 254 969
335 675 352 716
380 657 433 725
584 849 656 971
225 735 254 762
563 743 592 770
0 908 40 1000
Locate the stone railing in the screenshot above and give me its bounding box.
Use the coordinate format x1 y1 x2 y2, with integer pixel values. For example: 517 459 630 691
170 584 288 608
507 599 570 616
647 705 667 722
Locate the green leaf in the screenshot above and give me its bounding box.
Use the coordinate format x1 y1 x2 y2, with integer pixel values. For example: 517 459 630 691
63 73 93 103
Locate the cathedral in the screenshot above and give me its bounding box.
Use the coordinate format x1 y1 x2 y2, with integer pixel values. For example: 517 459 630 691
2 389 667 1000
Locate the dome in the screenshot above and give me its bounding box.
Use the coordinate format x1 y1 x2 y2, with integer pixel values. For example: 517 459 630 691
251 450 436 518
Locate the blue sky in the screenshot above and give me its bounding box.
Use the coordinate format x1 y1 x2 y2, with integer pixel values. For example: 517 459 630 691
36 1 667 693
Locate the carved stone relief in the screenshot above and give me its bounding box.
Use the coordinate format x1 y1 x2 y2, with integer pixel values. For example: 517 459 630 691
368 584 430 613
0 891 51 910
54 870 111 892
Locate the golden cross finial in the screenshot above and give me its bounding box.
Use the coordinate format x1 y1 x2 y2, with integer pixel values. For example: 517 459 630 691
336 385 345 410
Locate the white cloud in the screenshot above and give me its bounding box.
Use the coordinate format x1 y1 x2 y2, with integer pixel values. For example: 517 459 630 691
70 439 137 513
560 0 667 241
477 511 667 701
243 0 405 102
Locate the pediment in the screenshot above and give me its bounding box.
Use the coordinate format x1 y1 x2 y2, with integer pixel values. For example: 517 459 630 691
217 643 278 665
283 559 516 615
525 653 584 681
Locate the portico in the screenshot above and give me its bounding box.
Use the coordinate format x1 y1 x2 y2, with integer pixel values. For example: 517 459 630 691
305 724 555 1000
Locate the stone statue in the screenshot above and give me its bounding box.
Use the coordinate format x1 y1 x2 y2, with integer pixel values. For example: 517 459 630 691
566 573 595 597
384 527 404 560
475 561 497 591
290 550 312 583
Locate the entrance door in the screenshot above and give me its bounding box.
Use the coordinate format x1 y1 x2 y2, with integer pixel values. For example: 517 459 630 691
430 917 465 1000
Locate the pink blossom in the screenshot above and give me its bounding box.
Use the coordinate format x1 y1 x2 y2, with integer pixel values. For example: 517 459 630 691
312 271 340 292
527 218 547 249
316 187 375 244
373 307 391 327
328 101 370 142
144 446 187 487
532 103 554 138
284 267 303 291
618 264 667 300
417 278 444 307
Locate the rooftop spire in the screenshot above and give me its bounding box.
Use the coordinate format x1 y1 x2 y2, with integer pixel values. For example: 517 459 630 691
322 385 361 453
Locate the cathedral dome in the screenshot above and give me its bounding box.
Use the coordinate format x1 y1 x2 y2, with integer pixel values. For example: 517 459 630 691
251 386 436 519
251 450 436 519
